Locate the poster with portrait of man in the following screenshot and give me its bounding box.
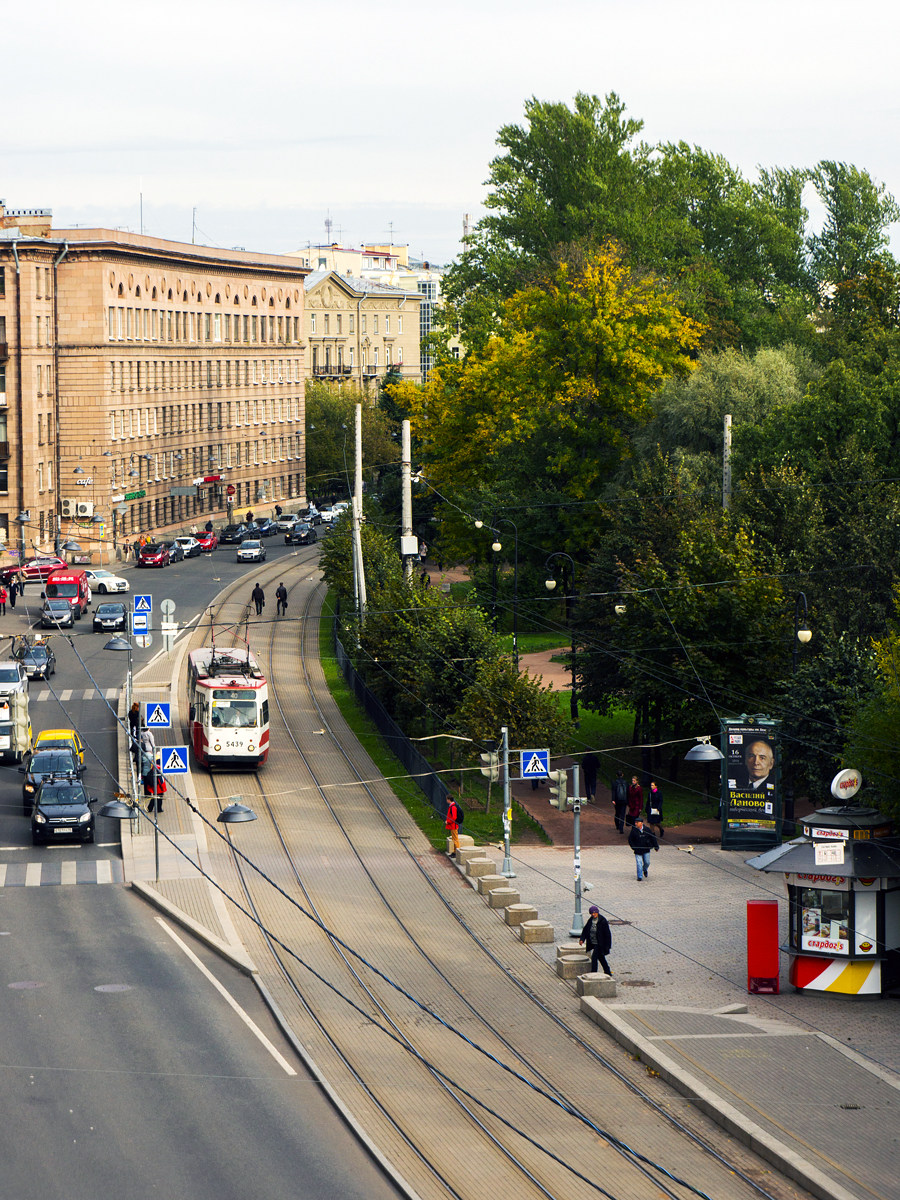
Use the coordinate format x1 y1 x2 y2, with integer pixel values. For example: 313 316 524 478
721 721 781 844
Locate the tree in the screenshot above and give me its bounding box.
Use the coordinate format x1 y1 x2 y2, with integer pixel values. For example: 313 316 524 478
406 247 702 556
305 383 399 500
842 609 900 821
807 161 900 289
452 658 571 755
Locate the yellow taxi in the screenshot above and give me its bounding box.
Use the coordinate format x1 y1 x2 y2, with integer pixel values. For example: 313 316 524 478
31 728 86 766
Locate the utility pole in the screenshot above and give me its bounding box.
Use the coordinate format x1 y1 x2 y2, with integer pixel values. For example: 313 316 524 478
353 404 367 621
569 762 584 937
400 420 417 581
723 414 732 511
500 726 515 878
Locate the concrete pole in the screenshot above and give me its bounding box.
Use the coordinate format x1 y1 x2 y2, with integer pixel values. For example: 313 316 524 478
353 404 367 619
501 725 515 878
723 414 732 511
401 420 414 583
569 762 584 937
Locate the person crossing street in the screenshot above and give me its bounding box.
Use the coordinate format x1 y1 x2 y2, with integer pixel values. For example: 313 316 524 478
251 582 265 616
275 582 288 617
628 816 659 881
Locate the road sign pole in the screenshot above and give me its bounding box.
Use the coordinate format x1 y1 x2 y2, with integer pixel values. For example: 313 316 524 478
501 725 515 878
570 763 585 937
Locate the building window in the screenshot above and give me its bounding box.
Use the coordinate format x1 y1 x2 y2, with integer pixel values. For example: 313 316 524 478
310 313 316 334
398 315 402 334
384 316 389 333
349 315 355 334
373 315 378 334
324 314 329 335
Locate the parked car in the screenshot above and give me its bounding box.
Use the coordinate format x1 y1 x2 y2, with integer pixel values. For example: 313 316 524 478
31 727 85 765
253 518 277 538
0 661 28 694
41 598 75 629
22 643 56 680
237 539 266 562
92 602 128 633
161 540 184 563
317 505 340 523
138 543 170 568
173 536 202 558
30 775 98 845
83 568 129 594
297 505 321 526
285 522 318 546
196 531 218 552
219 523 249 544
0 556 67 586
20 748 82 811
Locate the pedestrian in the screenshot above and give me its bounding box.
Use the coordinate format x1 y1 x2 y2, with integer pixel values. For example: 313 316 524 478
205 519 214 532
8 576 16 610
611 769 628 833
246 510 254 525
628 816 659 881
626 774 643 827
251 582 265 615
275 582 288 616
132 539 141 562
646 781 664 837
190 524 199 536
128 701 141 763
581 751 599 802
274 504 283 518
445 796 462 855
420 569 430 589
579 905 612 975
418 540 427 560
140 727 156 758
0 584 7 615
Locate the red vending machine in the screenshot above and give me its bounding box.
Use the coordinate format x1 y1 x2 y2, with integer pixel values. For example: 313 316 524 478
747 898 780 993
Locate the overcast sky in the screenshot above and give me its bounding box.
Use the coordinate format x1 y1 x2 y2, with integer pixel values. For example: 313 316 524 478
5 0 898 264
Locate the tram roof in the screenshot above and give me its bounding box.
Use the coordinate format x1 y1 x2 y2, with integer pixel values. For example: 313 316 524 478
189 646 265 681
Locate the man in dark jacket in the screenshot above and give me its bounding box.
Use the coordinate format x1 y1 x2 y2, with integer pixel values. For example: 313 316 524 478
628 816 659 881
611 770 628 833
251 583 265 616
581 751 599 802
275 583 288 616
579 905 612 975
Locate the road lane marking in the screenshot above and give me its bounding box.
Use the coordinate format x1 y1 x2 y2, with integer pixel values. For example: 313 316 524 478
25 863 42 886
60 860 77 885
156 917 297 1076
96 859 112 885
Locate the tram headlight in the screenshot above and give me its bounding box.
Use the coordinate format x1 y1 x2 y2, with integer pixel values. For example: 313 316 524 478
214 743 221 753
248 744 255 753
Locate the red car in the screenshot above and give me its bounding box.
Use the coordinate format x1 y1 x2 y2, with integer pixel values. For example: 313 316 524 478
137 542 170 568
1 555 67 586
196 531 218 552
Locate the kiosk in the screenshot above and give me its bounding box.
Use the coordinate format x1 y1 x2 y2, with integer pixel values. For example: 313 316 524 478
749 805 900 996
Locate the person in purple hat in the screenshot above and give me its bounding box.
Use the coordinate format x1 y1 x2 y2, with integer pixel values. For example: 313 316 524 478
579 905 612 975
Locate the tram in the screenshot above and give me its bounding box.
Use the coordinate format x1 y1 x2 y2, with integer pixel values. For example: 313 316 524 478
185 647 269 769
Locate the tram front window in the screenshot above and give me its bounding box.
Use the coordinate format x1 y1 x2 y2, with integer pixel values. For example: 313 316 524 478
211 698 258 728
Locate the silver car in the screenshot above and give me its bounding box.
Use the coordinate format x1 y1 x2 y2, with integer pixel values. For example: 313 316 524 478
41 598 74 629
237 539 266 562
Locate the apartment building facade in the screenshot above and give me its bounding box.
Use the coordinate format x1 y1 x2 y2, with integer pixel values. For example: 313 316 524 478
0 203 309 555
304 270 422 386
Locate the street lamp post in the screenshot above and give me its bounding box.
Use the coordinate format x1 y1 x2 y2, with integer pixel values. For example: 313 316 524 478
494 518 519 671
784 592 812 836
545 552 579 724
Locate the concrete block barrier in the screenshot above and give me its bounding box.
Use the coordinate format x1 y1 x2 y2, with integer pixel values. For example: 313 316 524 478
557 954 591 979
504 903 538 927
488 888 520 909
455 846 483 867
577 972 617 998
477 874 508 895
519 920 555 944
557 941 583 959
465 857 496 879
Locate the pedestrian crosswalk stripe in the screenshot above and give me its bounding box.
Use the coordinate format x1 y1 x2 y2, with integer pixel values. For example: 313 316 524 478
0 859 124 887
0 865 6 887
59 689 74 702
33 687 123 703
60 860 77 885
96 860 112 885
25 863 41 886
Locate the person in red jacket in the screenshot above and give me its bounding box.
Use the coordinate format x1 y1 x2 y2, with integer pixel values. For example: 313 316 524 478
445 798 461 855
626 775 643 826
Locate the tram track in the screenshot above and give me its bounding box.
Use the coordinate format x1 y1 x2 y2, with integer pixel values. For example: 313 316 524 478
179 552 812 1200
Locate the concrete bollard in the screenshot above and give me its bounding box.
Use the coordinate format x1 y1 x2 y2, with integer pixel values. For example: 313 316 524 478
445 834 474 854
455 846 483 867
477 874 508 896
519 919 555 944
557 954 591 979
577 972 617 998
488 888 520 909
557 941 583 959
504 903 538 927
465 857 496 879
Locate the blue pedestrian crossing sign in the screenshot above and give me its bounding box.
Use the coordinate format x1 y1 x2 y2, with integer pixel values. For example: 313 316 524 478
133 594 152 613
521 748 550 778
145 702 171 728
160 746 188 774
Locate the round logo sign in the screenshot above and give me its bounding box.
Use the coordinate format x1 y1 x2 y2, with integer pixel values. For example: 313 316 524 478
226 484 236 496
830 768 861 800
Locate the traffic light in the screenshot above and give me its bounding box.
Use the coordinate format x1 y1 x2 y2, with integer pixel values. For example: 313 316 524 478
11 692 31 752
549 768 568 809
479 751 500 782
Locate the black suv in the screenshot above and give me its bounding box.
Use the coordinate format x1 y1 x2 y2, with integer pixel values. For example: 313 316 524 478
219 524 249 544
20 749 83 813
285 522 317 546
30 774 97 845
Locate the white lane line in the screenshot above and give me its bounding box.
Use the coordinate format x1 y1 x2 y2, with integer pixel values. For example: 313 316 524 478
60 860 78 885
25 863 42 887
96 859 112 885
155 918 297 1076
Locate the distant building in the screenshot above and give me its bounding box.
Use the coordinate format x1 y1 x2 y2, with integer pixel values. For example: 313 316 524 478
289 242 459 378
304 271 422 386
0 201 309 554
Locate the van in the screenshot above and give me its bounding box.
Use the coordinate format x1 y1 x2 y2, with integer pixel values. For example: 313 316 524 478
45 567 91 619
0 664 29 763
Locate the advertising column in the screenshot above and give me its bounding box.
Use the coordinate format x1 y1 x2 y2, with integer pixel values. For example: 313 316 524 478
721 718 781 851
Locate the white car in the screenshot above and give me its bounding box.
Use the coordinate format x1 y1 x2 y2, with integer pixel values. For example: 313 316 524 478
84 569 129 594
275 513 301 532
237 539 266 562
174 536 202 558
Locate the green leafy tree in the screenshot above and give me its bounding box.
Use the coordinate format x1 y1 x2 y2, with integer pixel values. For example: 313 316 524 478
843 609 900 820
305 383 399 500
452 658 571 755
807 161 900 289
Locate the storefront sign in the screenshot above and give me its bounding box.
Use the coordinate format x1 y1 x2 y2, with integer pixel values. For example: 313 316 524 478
830 768 862 800
806 826 848 840
124 489 145 501
74 477 93 486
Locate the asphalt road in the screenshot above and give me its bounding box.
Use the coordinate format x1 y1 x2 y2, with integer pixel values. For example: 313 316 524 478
0 534 403 1199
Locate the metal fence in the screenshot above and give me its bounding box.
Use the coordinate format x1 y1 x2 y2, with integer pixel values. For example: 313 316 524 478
333 628 452 819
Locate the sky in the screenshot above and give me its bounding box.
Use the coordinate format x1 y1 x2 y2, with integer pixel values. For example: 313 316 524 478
5 0 899 265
